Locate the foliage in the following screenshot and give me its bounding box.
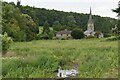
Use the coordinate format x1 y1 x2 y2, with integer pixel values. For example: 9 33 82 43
36 27 54 40
104 34 111 38
1 32 12 55
21 14 39 41
41 32 49 40
41 21 54 39
66 15 77 29
52 21 62 31
2 2 24 41
105 36 120 41
112 1 120 15
40 31 54 40
48 31 54 39
113 7 120 15
2 2 39 42
112 26 119 36
43 21 50 34
112 1 120 36
71 28 84 39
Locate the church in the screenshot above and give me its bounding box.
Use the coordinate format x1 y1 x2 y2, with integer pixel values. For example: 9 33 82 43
84 7 96 37
84 8 104 38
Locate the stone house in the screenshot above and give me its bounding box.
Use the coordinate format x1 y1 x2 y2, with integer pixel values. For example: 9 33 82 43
56 29 72 39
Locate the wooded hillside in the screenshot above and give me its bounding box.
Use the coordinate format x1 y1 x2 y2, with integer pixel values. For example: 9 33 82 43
2 1 117 41
19 3 117 34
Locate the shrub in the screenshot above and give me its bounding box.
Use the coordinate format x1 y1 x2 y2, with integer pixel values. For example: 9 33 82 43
48 31 54 39
105 36 119 41
71 28 84 39
104 34 111 37
36 34 42 40
41 33 49 40
1 32 12 55
37 31 54 40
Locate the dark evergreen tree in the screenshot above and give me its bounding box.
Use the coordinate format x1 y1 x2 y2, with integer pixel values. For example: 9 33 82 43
71 28 84 39
113 1 120 35
17 0 21 7
43 21 50 34
52 21 62 31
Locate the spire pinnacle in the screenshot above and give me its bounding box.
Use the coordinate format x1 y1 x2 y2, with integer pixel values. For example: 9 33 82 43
17 0 21 2
17 0 21 7
90 7 92 15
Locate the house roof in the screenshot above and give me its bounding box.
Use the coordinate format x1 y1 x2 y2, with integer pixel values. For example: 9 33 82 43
56 30 72 35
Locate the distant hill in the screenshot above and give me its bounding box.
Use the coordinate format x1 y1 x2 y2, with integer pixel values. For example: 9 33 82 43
2 1 117 41
19 3 117 34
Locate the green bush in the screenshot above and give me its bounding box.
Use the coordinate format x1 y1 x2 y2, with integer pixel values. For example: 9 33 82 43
71 28 84 39
104 34 111 37
105 36 119 41
1 32 12 55
37 31 54 40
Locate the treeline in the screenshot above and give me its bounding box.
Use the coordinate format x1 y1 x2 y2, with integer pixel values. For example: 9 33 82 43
2 1 117 41
18 4 117 34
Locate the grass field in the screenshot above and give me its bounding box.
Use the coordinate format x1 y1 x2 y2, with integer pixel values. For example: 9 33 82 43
2 39 118 78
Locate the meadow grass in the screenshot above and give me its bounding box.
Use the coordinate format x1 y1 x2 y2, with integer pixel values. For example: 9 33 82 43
2 39 118 78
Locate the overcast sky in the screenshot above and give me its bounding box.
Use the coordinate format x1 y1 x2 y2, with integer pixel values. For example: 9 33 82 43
3 0 119 19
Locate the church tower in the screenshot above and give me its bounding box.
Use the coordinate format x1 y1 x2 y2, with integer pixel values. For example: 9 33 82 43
87 7 94 32
17 0 21 7
84 7 95 37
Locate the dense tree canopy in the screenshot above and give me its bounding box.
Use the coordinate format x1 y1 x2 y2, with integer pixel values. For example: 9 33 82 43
2 2 39 41
19 5 117 35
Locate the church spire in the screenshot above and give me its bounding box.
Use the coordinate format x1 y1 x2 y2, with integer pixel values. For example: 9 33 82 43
17 0 21 7
84 6 95 37
90 7 92 15
87 7 94 31
89 7 92 21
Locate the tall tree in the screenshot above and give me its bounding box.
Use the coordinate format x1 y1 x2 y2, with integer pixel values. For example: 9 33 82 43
113 1 120 35
43 21 50 34
21 14 39 41
2 2 25 41
52 21 62 31
113 1 120 15
2 2 39 41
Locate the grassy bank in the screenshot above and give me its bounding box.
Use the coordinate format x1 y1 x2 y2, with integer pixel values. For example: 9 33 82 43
2 39 118 78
